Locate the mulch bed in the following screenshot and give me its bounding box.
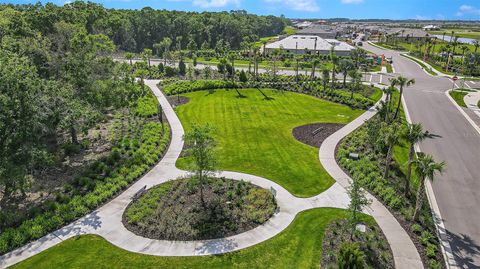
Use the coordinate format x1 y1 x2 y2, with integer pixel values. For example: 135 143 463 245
167 96 189 107
292 123 345 148
122 177 277 241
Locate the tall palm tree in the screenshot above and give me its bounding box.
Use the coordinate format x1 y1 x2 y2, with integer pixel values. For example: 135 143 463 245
403 123 435 197
473 40 480 54
390 76 415 120
452 36 459 55
460 45 470 63
383 86 395 123
384 124 401 179
311 57 320 80
412 153 445 221
330 48 339 89
347 69 361 99
339 59 354 88
322 68 330 92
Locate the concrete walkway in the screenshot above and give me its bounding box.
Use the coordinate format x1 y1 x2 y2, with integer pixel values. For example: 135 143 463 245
319 92 423 269
464 91 480 120
0 81 421 268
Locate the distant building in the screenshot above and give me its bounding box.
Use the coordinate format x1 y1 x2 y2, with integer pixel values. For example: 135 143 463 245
423 25 440 31
264 35 355 56
296 26 338 39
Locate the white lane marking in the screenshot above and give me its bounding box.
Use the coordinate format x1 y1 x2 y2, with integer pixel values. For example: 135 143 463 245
465 82 472 89
471 81 476 85
369 74 373 82
379 74 383 84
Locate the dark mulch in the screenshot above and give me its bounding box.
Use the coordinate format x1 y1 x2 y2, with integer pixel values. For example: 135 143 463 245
292 123 345 148
167 96 189 107
321 219 394 269
122 177 277 241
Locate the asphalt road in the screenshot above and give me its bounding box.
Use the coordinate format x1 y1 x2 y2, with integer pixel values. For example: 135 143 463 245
363 42 480 269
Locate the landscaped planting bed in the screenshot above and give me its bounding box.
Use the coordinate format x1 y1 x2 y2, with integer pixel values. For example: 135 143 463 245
123 177 276 240
336 117 445 269
0 98 171 255
321 219 394 269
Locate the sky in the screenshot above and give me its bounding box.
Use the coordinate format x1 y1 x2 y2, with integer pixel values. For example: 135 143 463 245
3 0 480 20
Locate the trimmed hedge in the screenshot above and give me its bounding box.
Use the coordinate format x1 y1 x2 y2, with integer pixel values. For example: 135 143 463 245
162 80 237 95
0 123 170 255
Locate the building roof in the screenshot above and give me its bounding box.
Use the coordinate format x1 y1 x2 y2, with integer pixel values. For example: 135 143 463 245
297 26 337 36
265 35 354 52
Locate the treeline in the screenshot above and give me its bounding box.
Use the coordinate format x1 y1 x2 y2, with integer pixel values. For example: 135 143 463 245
3 1 287 53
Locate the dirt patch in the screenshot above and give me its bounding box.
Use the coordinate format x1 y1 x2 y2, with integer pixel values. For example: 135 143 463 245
123 177 277 241
292 123 345 148
167 96 189 107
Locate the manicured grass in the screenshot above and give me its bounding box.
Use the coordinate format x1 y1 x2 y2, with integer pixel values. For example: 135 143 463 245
386 63 393 73
449 90 468 107
11 208 363 269
176 89 363 197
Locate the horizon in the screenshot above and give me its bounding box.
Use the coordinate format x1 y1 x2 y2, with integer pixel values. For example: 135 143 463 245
2 0 480 21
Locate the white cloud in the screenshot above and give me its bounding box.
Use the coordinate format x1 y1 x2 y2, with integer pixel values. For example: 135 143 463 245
340 0 363 4
192 0 241 8
265 0 320 12
456 5 480 16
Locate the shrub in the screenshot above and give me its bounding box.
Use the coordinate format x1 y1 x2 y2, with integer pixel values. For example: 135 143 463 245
162 80 237 95
135 94 158 117
337 242 365 269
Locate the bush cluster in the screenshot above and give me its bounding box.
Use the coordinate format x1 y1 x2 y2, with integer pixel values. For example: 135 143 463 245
135 94 158 117
0 122 170 255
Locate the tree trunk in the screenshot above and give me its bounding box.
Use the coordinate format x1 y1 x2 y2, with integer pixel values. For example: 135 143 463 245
70 124 78 145
413 180 425 221
393 88 403 120
343 74 347 88
405 145 415 197
384 146 393 179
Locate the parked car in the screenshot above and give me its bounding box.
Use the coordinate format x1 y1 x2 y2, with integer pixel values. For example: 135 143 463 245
357 42 363 46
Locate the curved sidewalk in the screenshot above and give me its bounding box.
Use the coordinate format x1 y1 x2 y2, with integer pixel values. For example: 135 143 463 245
319 92 424 269
464 91 480 121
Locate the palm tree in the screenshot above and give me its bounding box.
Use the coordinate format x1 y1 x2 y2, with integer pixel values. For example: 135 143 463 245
390 76 415 120
473 40 480 54
339 59 354 88
310 57 320 80
142 48 153 67
403 123 435 197
452 36 459 55
330 48 339 89
412 153 445 221
322 68 330 92
460 45 470 63
383 86 395 122
295 55 301 83
347 69 361 99
125 52 134 66
383 124 401 179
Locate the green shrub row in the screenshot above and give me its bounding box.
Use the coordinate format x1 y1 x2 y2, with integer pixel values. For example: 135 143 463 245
135 94 158 117
162 80 237 95
0 123 170 255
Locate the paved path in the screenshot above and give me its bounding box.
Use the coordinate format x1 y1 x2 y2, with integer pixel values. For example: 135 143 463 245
364 41 480 269
0 80 422 268
464 91 480 121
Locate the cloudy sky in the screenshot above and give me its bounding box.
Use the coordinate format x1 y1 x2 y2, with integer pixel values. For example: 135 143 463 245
4 0 480 20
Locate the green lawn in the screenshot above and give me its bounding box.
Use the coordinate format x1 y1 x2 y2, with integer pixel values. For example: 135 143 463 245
176 89 363 197
11 208 366 269
449 90 468 107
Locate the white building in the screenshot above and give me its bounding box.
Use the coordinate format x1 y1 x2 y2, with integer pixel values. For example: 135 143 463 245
423 25 440 31
264 35 355 56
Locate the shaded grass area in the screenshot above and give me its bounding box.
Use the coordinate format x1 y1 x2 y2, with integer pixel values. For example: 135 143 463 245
449 90 468 107
11 208 358 269
176 89 363 197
